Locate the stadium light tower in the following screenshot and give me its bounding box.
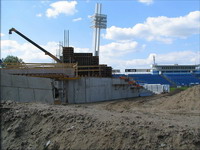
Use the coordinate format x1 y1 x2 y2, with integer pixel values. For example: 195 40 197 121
91 3 107 56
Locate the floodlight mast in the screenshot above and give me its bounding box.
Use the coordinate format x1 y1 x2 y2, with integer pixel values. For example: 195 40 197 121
91 3 107 56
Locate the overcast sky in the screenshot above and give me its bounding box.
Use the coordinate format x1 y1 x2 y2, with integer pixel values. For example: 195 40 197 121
1 0 200 71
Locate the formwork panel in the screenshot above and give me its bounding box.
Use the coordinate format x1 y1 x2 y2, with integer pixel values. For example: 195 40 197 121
63 47 74 63
74 53 93 57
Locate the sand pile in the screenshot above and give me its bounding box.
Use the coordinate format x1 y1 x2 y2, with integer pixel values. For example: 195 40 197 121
158 85 200 111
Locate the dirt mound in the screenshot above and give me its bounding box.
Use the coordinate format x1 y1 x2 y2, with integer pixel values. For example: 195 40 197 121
158 85 200 111
1 99 200 150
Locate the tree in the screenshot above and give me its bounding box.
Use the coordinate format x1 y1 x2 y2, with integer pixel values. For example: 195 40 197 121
2 55 24 63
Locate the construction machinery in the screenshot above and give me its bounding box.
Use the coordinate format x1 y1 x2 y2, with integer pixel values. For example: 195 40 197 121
9 28 62 63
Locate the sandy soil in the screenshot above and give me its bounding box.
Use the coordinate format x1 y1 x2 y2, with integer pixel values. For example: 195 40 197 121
1 85 200 150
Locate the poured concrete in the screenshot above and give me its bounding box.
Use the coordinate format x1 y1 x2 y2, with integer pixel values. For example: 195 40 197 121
1 70 153 104
65 77 153 103
1 87 20 101
0 70 54 104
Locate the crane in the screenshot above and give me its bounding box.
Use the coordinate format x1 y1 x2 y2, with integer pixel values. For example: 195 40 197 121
9 28 62 63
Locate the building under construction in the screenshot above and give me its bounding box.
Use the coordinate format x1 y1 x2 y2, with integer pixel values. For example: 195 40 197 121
62 47 112 77
1 28 152 104
0 4 153 104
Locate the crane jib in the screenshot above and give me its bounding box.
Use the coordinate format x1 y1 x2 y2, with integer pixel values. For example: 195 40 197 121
9 28 62 63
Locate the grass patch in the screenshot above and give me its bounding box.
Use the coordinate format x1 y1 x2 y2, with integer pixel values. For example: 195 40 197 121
170 86 189 92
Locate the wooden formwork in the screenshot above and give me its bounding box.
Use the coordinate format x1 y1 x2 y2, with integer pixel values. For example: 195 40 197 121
2 63 79 80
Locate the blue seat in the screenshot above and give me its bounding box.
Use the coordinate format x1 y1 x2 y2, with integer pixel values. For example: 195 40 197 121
128 74 172 85
163 73 200 86
113 73 200 86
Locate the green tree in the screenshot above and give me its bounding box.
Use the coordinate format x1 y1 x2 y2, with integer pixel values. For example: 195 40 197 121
2 55 24 63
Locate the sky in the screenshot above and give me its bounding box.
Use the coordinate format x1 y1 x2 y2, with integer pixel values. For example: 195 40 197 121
1 0 200 72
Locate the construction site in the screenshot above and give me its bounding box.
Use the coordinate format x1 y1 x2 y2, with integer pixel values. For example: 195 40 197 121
1 4 153 104
1 3 200 150
1 26 153 104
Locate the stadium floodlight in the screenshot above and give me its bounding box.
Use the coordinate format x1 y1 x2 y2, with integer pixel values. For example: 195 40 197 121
91 3 107 56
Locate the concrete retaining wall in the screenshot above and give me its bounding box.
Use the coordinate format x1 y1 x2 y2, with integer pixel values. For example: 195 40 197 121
1 70 153 104
65 77 153 103
0 70 54 104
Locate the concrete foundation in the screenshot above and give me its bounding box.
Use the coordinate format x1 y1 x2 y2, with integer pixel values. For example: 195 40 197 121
62 77 153 103
1 70 153 104
0 70 54 104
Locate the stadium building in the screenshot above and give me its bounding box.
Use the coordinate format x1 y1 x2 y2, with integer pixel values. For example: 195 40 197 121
113 64 200 87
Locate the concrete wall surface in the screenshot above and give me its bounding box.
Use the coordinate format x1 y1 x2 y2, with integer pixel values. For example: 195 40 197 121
0 70 54 104
1 70 153 104
66 77 153 103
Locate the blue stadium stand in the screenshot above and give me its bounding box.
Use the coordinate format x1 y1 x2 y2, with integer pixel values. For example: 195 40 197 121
128 74 172 85
113 64 200 87
163 73 200 86
113 74 172 85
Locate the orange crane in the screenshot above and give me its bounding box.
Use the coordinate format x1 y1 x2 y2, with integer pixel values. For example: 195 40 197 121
9 28 62 63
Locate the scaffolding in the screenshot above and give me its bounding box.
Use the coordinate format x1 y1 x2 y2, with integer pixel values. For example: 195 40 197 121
1 62 112 79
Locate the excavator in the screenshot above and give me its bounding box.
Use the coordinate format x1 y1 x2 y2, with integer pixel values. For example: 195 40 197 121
9 28 62 63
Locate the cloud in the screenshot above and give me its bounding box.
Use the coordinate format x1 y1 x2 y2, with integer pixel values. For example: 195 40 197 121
153 51 199 65
101 50 199 72
1 40 59 63
74 47 91 53
137 0 153 5
1 33 5 37
100 41 144 57
88 15 92 18
104 11 200 44
36 13 42 17
72 17 82 22
97 41 146 70
46 1 77 18
2 40 198 72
